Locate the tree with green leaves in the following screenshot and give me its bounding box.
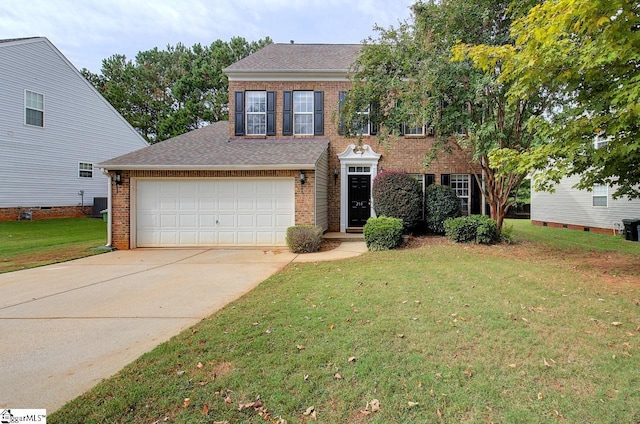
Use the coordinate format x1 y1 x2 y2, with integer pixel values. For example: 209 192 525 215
486 0 640 199
340 0 543 230
82 36 272 143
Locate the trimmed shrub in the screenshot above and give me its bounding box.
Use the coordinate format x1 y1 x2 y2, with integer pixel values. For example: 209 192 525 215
444 215 500 244
372 171 423 232
425 184 462 234
286 225 323 253
363 216 403 251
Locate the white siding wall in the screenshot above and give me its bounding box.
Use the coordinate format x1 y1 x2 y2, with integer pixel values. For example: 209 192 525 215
531 175 640 231
0 38 147 208
314 147 329 231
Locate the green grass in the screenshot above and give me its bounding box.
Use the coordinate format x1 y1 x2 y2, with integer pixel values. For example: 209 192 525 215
0 217 107 273
51 220 640 423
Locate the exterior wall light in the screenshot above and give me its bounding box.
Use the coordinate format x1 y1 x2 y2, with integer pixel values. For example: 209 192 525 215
299 170 306 185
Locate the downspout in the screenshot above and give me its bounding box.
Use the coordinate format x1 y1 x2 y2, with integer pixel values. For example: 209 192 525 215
101 169 112 247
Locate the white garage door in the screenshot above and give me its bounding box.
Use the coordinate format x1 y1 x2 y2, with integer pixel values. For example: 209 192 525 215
135 179 294 247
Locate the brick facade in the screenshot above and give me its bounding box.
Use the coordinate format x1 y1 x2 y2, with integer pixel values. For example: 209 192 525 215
229 80 479 232
531 220 614 235
110 169 314 250
0 206 92 222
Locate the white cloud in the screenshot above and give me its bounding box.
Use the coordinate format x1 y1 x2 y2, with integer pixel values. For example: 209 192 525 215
0 0 415 72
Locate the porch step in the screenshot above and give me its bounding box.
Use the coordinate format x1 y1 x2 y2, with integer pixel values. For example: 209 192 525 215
323 232 365 242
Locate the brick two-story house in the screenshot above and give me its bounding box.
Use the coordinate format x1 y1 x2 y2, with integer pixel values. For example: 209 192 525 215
100 43 481 249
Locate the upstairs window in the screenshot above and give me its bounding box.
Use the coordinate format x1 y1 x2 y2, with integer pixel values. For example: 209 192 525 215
403 124 425 136
338 91 377 136
246 91 267 135
450 174 471 215
78 162 93 178
25 90 44 127
293 91 314 135
234 91 275 136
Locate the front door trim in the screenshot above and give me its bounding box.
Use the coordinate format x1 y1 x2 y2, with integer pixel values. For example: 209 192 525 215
337 144 381 232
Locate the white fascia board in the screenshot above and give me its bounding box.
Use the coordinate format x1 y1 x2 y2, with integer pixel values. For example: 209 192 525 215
226 70 350 82
97 164 318 171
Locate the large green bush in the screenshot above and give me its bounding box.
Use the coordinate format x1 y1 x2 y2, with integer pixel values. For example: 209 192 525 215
444 215 500 244
363 216 403 251
286 225 324 253
372 171 423 232
425 184 462 234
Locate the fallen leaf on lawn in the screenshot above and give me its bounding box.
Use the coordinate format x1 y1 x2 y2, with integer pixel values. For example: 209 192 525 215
397 334 405 338
304 374 309 381
334 373 342 379
538 392 544 400
197 362 203 369
463 369 473 378
508 364 517 368
437 408 443 419
612 322 622 326
346 317 352 322
348 356 356 363
370 399 380 412
408 401 419 408
176 370 186 376
182 398 191 408
522 317 530 323
543 358 552 368
402 300 408 304
328 323 335 330
197 381 208 386
202 404 209 415
303 406 315 416
297 345 305 351
225 395 232 404
265 329 271 334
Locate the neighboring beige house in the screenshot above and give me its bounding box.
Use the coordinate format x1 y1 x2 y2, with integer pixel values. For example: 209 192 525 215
0 37 148 221
100 43 481 249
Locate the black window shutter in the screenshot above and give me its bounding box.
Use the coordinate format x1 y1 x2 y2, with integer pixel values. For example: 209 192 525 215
283 91 293 136
234 91 244 136
266 91 276 136
425 174 435 187
314 91 324 135
338 91 347 135
470 174 482 214
370 102 379 135
440 174 450 187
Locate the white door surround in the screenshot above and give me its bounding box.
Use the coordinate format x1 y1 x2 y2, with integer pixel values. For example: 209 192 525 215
337 144 381 232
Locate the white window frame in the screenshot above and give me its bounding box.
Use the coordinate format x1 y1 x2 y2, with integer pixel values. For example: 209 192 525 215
356 107 370 136
404 124 425 136
450 174 471 215
293 91 314 135
25 90 44 127
245 91 267 135
78 162 93 178
592 184 608 207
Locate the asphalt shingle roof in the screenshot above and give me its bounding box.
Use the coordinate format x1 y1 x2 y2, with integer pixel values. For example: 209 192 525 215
224 43 361 74
99 121 329 170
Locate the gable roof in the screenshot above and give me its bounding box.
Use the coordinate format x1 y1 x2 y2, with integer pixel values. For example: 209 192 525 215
99 121 329 171
224 43 361 81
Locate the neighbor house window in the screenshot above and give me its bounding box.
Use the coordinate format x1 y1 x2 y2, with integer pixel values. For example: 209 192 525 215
79 162 93 178
450 174 471 215
245 91 267 135
293 91 314 135
25 90 44 127
593 184 608 207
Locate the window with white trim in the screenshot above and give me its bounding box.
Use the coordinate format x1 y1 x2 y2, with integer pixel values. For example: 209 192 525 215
593 184 608 207
25 90 44 127
404 124 425 136
355 107 371 135
78 162 93 178
245 91 266 135
293 91 314 135
450 174 471 215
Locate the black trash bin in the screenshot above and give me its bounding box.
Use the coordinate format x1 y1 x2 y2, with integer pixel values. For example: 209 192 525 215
621 218 640 241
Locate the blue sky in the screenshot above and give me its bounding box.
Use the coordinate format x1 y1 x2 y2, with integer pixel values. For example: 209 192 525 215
1 0 415 72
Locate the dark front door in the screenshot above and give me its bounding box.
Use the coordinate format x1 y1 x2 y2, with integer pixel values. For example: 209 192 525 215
348 175 371 227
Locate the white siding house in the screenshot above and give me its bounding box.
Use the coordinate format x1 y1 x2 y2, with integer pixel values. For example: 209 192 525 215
531 175 640 234
0 37 147 219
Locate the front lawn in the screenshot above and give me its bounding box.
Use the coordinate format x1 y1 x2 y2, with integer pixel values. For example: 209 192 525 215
0 217 107 273
51 220 640 423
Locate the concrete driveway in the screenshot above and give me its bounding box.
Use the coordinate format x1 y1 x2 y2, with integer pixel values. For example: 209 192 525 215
0 248 301 412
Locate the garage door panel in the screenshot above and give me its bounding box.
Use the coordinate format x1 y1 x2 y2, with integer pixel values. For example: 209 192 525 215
136 179 294 247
